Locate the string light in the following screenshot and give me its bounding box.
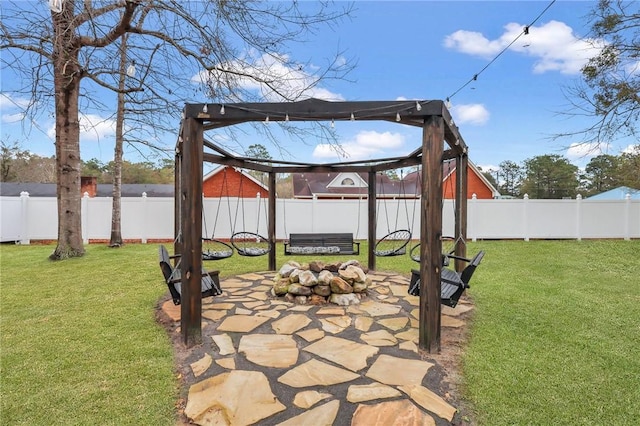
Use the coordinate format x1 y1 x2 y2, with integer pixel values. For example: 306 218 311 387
49 0 63 13
264 115 269 123
396 112 401 122
350 112 355 121
330 118 335 128
445 98 452 109
220 104 225 115
285 113 289 122
126 61 136 77
445 0 555 103
415 101 422 111
202 104 208 113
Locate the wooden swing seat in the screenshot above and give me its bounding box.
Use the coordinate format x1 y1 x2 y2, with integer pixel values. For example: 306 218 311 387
408 250 484 307
158 245 222 305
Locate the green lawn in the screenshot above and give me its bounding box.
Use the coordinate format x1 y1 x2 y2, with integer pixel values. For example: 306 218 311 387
1 240 638 425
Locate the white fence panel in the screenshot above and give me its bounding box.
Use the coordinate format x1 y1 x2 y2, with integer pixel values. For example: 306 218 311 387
527 200 578 239
0 197 22 242
26 197 57 240
469 199 524 239
1 194 638 243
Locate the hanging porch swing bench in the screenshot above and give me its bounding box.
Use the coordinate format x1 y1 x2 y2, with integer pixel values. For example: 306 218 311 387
284 233 360 256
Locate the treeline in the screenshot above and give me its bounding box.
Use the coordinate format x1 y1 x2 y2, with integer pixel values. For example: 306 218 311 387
482 148 639 199
1 143 174 184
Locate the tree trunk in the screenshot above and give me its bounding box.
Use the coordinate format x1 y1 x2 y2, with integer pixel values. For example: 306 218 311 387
110 35 127 248
50 3 85 260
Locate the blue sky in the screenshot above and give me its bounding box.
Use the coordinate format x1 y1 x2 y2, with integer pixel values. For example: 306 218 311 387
1 1 635 174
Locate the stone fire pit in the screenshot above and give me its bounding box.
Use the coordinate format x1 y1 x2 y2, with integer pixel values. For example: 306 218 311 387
271 260 371 306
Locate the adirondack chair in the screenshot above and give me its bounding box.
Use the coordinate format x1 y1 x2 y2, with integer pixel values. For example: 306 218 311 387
408 250 485 308
158 245 222 305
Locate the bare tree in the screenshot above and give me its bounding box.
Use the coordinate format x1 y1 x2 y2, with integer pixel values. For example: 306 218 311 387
1 0 353 259
559 0 639 148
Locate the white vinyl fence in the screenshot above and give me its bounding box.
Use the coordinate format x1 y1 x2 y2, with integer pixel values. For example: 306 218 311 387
1 192 638 243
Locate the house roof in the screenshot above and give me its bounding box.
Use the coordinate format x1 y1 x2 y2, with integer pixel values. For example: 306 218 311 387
588 186 640 200
292 159 499 198
0 182 174 197
203 165 269 191
292 172 420 198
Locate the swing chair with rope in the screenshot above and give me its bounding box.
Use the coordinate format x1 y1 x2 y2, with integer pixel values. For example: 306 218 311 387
373 170 416 257
409 161 464 263
202 167 234 260
229 169 271 257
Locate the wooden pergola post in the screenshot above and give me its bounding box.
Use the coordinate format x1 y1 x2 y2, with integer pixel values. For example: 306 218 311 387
419 115 444 353
268 171 277 271
367 170 377 271
180 117 205 347
454 153 469 271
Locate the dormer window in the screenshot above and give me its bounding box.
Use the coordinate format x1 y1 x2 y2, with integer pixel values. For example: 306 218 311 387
341 178 355 186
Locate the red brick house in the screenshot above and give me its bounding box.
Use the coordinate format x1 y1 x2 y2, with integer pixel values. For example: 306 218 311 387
292 160 499 199
203 166 269 198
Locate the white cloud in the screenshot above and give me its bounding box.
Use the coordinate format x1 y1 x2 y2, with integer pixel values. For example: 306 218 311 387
444 20 604 75
194 52 344 102
566 141 609 159
2 112 25 123
313 130 406 161
451 103 489 125
622 144 640 155
47 113 116 141
1 94 30 123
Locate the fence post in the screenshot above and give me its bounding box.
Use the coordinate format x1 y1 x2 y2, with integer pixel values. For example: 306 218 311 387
312 194 317 232
624 193 631 241
523 194 529 242
470 193 477 242
19 191 30 245
141 192 148 243
576 194 582 241
82 192 89 244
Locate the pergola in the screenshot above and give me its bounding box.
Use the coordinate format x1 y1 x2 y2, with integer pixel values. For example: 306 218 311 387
174 98 469 353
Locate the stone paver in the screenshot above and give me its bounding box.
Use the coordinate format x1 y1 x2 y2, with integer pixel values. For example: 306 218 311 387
278 359 359 387
346 382 402 403
277 400 340 426
399 385 457 422
293 390 333 409
238 334 298 368
184 370 285 425
216 314 270 333
303 335 379 372
167 269 470 425
351 399 436 426
366 354 434 386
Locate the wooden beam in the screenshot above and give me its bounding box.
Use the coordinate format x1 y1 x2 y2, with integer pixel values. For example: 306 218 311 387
419 115 444 354
368 170 376 271
455 154 469 271
174 138 182 258
186 99 444 129
180 118 204 347
268 171 276 271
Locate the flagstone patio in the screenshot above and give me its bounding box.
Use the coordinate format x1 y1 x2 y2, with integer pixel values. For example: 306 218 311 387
160 270 473 425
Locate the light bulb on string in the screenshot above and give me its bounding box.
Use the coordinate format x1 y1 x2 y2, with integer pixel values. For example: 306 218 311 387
445 98 452 109
126 61 136 78
285 113 289 122
350 112 355 121
415 101 422 111
330 118 335 128
264 115 269 123
202 104 208 113
396 112 401 122
220 105 225 115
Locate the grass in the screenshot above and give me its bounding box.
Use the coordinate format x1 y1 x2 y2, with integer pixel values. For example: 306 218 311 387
1 240 639 425
461 240 640 426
